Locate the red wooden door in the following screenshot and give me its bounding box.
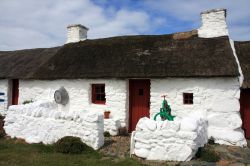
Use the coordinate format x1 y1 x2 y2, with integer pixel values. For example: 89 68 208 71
12 79 19 105
240 90 250 139
129 79 150 132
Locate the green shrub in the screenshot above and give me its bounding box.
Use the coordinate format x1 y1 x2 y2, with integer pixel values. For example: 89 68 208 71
196 146 220 162
22 100 33 105
103 131 111 137
208 137 215 145
55 136 92 154
0 115 5 139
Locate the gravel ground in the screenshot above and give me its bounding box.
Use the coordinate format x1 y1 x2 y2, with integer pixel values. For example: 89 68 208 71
99 136 250 166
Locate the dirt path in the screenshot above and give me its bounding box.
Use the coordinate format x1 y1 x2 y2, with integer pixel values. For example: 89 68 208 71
99 136 131 158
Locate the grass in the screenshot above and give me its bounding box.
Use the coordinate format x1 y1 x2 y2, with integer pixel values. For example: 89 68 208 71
0 138 142 166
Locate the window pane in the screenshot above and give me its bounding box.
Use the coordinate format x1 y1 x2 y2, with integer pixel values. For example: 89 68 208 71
100 94 105 101
101 86 105 93
96 94 101 100
95 86 100 93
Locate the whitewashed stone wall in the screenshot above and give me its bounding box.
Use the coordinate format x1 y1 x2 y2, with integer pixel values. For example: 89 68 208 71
150 78 246 146
131 112 207 161
19 79 128 128
198 9 229 38
4 101 104 150
0 79 8 115
104 119 121 136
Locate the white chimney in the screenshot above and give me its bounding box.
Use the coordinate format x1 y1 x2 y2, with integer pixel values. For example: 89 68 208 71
198 9 229 38
66 24 89 43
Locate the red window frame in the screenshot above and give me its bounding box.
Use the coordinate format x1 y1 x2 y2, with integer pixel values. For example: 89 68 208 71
92 84 106 104
183 93 193 104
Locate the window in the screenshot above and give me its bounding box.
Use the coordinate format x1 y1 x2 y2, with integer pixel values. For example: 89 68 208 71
92 84 106 104
183 93 193 104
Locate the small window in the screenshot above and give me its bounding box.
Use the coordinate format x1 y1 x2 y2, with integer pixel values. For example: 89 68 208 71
92 84 106 104
183 93 193 104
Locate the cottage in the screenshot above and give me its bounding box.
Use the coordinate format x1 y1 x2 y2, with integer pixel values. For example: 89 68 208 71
235 41 250 139
0 9 249 145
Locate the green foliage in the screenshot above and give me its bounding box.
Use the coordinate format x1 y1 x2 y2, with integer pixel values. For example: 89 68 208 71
0 115 5 139
196 146 220 162
0 138 142 166
208 137 215 145
22 100 33 105
103 131 111 137
55 136 92 154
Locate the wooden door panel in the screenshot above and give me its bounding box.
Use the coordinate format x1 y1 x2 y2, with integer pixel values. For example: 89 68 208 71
129 80 150 132
12 79 19 105
240 90 250 139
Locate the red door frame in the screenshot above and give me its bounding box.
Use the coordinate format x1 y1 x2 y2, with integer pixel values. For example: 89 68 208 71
240 89 250 139
12 79 19 105
129 79 150 132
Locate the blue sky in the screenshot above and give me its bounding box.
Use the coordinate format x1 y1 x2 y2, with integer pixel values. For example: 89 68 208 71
0 0 249 50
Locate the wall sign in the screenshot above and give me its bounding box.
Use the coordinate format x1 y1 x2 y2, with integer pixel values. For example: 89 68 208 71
0 92 5 102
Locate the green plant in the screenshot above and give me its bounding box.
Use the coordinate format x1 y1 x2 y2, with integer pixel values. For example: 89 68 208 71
0 115 5 139
196 146 220 162
55 136 92 154
22 100 33 105
208 137 215 145
103 131 111 137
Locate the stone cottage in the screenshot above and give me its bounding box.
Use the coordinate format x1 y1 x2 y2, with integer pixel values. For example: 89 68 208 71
0 9 249 145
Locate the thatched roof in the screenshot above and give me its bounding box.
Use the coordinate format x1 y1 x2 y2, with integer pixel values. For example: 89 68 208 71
235 41 250 88
0 47 61 79
0 31 239 79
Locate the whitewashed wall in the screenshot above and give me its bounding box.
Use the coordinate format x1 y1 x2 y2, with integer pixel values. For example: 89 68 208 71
132 113 207 161
0 79 8 115
4 101 104 149
19 79 128 127
150 77 246 146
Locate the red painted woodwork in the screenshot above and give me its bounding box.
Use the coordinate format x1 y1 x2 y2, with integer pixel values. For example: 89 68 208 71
92 84 106 104
129 79 150 132
240 90 250 139
12 79 19 105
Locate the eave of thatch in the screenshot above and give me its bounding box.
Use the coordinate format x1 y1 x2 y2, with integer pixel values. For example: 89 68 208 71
235 41 250 89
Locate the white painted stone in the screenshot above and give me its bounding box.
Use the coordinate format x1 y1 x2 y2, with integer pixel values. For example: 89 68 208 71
134 148 150 158
208 127 247 147
150 77 246 146
132 112 207 161
198 9 229 38
18 79 128 128
207 112 242 130
4 101 104 150
104 118 121 136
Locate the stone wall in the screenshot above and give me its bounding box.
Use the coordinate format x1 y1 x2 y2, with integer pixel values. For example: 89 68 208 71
150 77 246 146
4 101 104 150
131 112 207 161
19 79 128 128
0 79 8 115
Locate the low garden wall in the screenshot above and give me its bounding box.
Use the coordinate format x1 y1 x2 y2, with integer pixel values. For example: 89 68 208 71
4 101 104 150
131 112 208 161
104 119 121 136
